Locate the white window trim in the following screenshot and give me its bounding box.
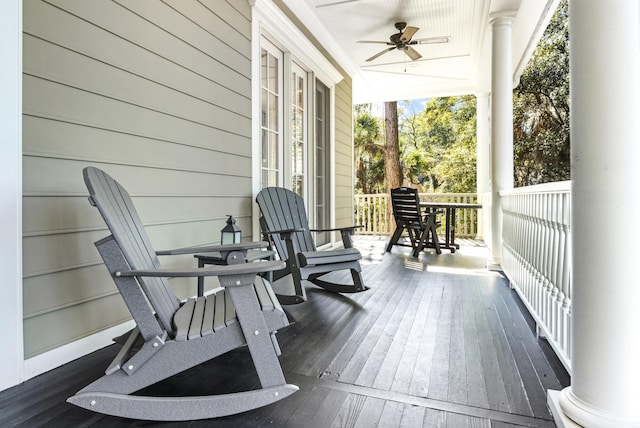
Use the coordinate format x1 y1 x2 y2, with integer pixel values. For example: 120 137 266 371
251 0 343 86
251 0 342 241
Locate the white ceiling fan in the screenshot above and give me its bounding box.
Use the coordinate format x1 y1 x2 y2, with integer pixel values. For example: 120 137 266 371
358 22 450 62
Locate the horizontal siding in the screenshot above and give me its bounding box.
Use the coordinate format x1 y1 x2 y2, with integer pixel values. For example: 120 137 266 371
23 293 131 357
23 0 252 358
334 78 354 230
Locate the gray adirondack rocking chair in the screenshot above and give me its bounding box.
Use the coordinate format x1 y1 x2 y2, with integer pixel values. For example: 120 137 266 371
67 167 297 421
256 187 368 304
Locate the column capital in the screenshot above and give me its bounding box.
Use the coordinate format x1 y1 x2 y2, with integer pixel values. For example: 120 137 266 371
489 11 516 27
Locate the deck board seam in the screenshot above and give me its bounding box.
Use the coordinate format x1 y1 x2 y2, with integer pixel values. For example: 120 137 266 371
286 373 556 427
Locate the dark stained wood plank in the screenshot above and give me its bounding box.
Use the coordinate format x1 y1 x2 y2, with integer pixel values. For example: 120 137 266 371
372 268 428 391
0 240 566 428
330 393 367 428
361 269 425 389
390 271 435 394
492 288 556 419
409 271 445 398
469 274 513 413
400 402 426 427
326 259 414 383
448 272 468 404
306 388 350 428
477 277 534 417
291 270 381 378
427 272 454 401
340 264 420 385
462 275 490 408
377 399 404 426
352 396 386 428
445 412 492 428
491 421 531 428
323 266 398 379
424 407 447 427
283 385 332 427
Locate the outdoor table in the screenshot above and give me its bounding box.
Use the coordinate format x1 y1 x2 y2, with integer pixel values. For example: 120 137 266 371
420 202 482 253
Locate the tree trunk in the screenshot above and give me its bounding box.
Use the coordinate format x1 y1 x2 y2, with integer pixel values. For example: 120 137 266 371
384 101 402 233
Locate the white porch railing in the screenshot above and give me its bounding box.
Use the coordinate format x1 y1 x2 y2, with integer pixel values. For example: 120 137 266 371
354 186 572 372
500 181 572 373
354 193 480 238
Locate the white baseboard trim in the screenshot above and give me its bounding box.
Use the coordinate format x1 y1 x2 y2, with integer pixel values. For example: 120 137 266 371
23 320 135 381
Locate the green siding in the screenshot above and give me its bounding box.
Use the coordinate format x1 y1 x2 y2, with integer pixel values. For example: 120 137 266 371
22 0 252 358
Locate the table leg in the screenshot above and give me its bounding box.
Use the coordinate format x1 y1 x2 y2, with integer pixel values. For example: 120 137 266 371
444 207 452 249
450 208 459 252
197 259 205 296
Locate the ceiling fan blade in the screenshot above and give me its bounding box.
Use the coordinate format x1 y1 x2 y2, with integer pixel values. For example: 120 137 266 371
357 40 394 45
400 26 419 42
366 47 395 62
404 46 422 61
412 36 451 45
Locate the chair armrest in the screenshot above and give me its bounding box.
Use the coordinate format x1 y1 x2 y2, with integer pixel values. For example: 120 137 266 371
156 241 268 256
262 227 305 236
309 225 363 233
115 260 285 278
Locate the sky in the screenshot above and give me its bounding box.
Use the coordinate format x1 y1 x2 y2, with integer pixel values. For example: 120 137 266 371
370 98 429 117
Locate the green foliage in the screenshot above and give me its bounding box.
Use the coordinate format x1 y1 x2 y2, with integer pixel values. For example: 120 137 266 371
353 0 569 194
399 96 477 193
513 0 570 186
354 96 477 194
353 104 385 194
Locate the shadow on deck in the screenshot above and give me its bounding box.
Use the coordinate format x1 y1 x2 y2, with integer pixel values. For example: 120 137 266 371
1 238 569 427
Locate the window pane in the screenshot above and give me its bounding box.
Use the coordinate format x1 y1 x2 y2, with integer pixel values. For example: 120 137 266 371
269 54 278 92
261 49 267 89
261 130 269 167
261 88 268 128
314 80 331 245
269 131 279 167
269 93 278 131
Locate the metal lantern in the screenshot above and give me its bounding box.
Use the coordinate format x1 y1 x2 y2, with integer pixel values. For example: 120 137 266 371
220 215 241 244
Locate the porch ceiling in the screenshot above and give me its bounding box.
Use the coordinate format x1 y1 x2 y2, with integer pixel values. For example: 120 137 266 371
284 0 559 103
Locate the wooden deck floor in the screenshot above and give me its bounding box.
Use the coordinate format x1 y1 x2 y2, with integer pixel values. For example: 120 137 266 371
1 238 569 427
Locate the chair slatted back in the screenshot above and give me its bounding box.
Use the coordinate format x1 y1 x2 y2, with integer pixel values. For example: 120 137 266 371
84 167 180 334
390 187 424 227
256 187 316 260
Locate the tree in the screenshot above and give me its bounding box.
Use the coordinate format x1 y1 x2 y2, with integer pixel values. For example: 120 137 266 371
353 104 384 194
513 0 570 186
398 96 477 193
384 101 402 193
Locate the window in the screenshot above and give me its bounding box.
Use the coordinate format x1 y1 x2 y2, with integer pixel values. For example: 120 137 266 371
314 79 331 245
252 1 342 243
290 63 307 197
260 41 283 188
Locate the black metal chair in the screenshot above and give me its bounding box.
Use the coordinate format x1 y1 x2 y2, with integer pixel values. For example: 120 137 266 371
386 187 441 256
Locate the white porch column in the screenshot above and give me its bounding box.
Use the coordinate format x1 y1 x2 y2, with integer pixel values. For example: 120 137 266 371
548 0 640 427
475 93 490 241
0 0 23 391
488 14 515 269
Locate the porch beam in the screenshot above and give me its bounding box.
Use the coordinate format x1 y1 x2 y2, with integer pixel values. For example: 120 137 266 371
549 0 640 426
488 12 516 269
